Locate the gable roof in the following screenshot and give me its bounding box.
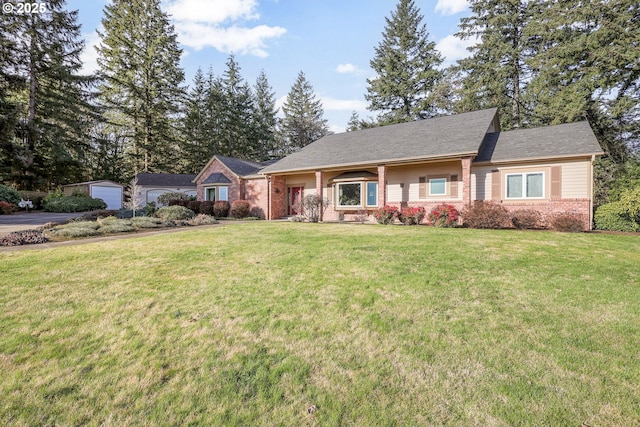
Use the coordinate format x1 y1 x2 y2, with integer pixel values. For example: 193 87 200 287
135 173 196 187
216 155 268 176
194 155 273 182
475 121 603 163
261 108 499 174
202 173 232 184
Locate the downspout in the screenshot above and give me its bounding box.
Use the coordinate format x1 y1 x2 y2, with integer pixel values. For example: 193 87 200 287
267 175 271 220
590 155 596 230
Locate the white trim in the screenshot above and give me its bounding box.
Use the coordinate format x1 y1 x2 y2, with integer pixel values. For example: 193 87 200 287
505 171 545 199
428 177 447 196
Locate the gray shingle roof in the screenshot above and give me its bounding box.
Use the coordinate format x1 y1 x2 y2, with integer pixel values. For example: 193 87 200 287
475 121 603 163
216 155 268 176
261 109 499 174
202 173 232 184
135 173 196 187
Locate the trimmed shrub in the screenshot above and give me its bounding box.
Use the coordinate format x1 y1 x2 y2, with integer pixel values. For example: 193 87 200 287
157 192 192 205
427 204 459 227
511 209 546 230
399 206 426 225
188 214 218 226
373 205 399 224
52 221 101 238
131 216 163 229
99 221 135 234
462 201 512 229
230 200 251 218
156 205 195 221
551 213 586 232
0 229 48 246
595 202 639 232
595 187 640 231
213 201 230 218
0 201 17 215
200 201 215 216
43 194 107 213
0 184 21 205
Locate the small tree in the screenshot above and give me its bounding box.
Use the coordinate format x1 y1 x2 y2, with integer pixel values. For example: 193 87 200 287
298 194 329 223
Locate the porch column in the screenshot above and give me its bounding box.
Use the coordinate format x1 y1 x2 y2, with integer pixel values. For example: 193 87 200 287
377 165 387 207
315 170 323 221
267 175 273 220
462 157 472 207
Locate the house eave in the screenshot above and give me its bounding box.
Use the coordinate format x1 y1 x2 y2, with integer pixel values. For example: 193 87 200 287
262 151 478 176
473 151 604 167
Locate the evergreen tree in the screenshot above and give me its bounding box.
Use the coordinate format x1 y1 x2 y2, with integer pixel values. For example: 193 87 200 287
1 0 95 189
252 70 278 160
278 71 329 155
218 55 255 159
180 68 210 171
366 0 444 124
96 0 185 177
455 0 531 130
526 0 639 161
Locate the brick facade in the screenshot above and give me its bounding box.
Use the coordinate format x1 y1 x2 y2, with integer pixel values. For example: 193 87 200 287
195 160 241 202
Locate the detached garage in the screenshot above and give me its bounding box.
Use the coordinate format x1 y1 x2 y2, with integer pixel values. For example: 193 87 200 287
63 180 124 210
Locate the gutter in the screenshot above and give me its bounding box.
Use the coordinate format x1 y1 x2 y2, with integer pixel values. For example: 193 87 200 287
260 151 478 176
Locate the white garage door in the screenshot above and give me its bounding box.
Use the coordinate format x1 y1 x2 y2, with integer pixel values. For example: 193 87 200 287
92 186 122 210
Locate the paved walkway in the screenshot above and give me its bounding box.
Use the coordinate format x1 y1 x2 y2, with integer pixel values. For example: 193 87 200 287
0 211 87 235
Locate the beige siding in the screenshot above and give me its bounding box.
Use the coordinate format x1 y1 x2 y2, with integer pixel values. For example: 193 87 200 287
472 159 592 201
471 166 494 200
561 160 591 198
285 174 316 195
387 162 462 203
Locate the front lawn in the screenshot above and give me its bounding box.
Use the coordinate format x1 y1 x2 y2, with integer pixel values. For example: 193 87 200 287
1 223 638 425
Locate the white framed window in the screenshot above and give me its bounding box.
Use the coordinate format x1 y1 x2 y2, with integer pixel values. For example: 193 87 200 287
506 172 544 199
429 178 447 196
337 182 362 207
366 182 378 207
205 186 229 201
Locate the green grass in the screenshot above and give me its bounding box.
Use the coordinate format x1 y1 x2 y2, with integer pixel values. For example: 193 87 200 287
1 223 638 426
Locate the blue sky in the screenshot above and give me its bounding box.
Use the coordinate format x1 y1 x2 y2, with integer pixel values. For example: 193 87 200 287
67 0 473 132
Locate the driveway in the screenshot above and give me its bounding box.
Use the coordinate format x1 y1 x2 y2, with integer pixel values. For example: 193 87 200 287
0 211 86 235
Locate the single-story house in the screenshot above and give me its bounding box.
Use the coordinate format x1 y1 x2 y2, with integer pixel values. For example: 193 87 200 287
193 155 274 218
196 108 604 228
134 173 197 207
63 180 123 210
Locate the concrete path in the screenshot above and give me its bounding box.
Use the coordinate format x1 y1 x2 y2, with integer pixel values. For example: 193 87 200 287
0 211 86 235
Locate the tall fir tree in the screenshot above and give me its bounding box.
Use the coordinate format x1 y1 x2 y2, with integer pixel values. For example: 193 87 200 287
278 71 329 155
96 0 185 178
180 67 210 172
218 55 255 159
455 0 532 130
366 0 444 124
0 0 96 189
252 70 278 161
526 0 639 161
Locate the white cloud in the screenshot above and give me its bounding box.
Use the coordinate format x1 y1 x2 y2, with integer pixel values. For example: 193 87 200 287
174 22 286 56
79 31 100 75
335 63 364 74
435 0 469 16
321 97 368 112
164 0 286 57
436 34 477 66
164 0 259 24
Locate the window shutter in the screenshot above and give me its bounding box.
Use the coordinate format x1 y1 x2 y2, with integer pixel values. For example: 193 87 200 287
419 177 426 199
450 175 458 198
491 170 501 200
551 166 562 198
326 184 332 203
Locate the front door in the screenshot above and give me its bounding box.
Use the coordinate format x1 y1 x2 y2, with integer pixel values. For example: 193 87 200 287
289 186 303 215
